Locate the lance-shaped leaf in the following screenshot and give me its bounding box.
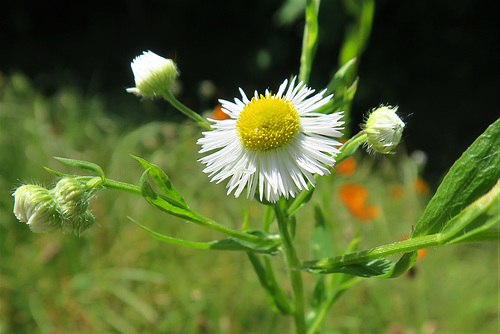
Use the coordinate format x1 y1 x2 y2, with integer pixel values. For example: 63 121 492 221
303 251 417 278
441 179 500 245
138 169 281 250
132 155 186 208
53 157 105 180
413 118 500 237
130 217 281 255
326 57 357 94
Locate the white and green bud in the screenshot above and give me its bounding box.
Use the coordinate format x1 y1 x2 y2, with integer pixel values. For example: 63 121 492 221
52 177 91 218
126 51 178 98
363 105 405 154
51 177 97 235
13 185 60 233
13 177 99 235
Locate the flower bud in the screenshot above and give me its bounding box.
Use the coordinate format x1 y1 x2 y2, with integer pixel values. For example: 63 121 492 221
126 51 178 98
52 177 96 235
52 177 91 218
363 105 405 154
13 185 60 233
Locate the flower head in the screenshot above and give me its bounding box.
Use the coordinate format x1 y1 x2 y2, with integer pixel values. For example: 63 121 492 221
363 105 405 154
126 51 178 98
197 77 344 203
13 184 60 233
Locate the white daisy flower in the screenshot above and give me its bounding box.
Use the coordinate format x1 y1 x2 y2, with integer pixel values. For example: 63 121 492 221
197 77 344 203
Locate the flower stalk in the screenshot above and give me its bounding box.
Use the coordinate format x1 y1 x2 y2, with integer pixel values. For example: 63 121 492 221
274 201 306 334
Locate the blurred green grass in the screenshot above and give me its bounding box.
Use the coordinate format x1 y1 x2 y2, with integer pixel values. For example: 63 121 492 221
0 73 498 334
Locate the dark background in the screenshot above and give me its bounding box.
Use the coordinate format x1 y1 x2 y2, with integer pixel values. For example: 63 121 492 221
2 0 499 184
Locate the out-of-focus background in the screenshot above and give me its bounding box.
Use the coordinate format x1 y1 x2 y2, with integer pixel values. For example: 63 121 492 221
1 0 498 333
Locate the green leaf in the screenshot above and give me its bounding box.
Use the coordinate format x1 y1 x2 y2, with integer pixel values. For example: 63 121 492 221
303 252 417 278
287 186 315 217
130 217 280 255
413 119 500 237
132 155 187 208
53 157 105 180
441 179 500 245
326 57 357 94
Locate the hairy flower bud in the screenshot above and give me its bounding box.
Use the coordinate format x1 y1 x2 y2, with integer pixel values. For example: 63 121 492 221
13 177 99 235
363 105 405 154
13 185 60 233
52 177 90 216
126 51 178 98
52 177 96 235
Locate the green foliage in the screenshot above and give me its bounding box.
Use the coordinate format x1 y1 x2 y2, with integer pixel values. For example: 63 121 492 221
412 118 500 237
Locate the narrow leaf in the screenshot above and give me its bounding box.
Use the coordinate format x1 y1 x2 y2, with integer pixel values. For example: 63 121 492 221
130 217 280 254
53 157 105 180
132 155 186 208
326 57 357 94
302 252 417 278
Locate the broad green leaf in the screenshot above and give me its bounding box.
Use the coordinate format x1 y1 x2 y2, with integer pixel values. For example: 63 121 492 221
442 180 499 245
132 155 186 208
413 118 500 237
53 157 105 180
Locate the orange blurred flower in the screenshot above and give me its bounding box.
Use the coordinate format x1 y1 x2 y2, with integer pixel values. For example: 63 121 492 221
389 184 405 199
335 157 356 176
414 177 429 195
338 183 380 221
212 104 229 120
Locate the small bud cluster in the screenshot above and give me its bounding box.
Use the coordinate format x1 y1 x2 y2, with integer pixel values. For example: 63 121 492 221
126 51 178 98
13 177 100 235
363 105 405 154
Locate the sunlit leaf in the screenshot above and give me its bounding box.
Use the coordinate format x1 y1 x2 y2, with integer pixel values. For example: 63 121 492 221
132 155 186 208
413 118 500 237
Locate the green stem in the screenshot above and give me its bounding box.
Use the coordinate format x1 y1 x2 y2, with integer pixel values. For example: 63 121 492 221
161 90 212 130
335 131 367 164
103 179 142 196
274 202 306 334
299 0 320 84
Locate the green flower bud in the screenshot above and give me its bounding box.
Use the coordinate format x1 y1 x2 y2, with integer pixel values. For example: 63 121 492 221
363 105 405 154
126 51 178 98
52 177 96 235
52 177 91 218
13 185 61 233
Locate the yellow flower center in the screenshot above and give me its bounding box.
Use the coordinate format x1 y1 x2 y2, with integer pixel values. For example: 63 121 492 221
236 94 300 151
